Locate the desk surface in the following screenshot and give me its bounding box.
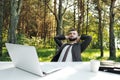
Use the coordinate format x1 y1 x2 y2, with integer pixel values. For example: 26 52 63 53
0 62 120 80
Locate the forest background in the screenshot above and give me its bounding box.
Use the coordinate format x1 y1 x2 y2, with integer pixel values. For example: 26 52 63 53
0 0 120 61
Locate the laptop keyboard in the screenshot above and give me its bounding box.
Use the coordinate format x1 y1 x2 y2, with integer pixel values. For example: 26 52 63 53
40 63 63 74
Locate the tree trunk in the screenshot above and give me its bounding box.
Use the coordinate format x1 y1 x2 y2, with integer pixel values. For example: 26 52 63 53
43 0 47 47
77 0 84 35
54 0 57 36
77 0 81 34
86 0 89 35
82 0 85 34
109 0 116 59
73 0 76 28
57 0 63 35
97 0 104 57
0 0 4 57
8 0 22 44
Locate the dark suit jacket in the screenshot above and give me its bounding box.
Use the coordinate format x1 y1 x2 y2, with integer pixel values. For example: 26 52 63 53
51 34 92 62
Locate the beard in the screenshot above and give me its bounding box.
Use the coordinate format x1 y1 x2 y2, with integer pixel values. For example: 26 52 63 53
69 37 77 41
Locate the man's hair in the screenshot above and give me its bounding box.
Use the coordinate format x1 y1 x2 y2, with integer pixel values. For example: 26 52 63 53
68 28 77 32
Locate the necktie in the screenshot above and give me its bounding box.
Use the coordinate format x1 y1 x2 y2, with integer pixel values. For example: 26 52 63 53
62 45 72 61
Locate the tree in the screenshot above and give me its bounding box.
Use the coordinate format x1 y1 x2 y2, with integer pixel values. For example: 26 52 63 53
43 0 47 45
47 0 69 35
56 0 63 35
77 0 85 34
73 0 77 28
109 0 116 59
96 0 104 57
0 0 4 57
8 0 22 44
86 0 89 35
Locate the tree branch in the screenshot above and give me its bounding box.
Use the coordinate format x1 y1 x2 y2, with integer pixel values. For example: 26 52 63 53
46 0 58 21
62 1 77 16
17 0 22 14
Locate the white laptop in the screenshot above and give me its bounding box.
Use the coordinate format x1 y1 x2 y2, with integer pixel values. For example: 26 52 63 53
5 43 62 77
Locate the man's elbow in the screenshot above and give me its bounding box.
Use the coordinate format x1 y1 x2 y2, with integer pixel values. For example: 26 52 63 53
88 36 92 42
54 36 57 41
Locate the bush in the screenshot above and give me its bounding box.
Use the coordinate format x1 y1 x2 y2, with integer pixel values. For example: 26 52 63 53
17 33 56 48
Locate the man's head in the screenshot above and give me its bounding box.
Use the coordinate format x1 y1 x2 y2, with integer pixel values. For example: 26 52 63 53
68 28 78 41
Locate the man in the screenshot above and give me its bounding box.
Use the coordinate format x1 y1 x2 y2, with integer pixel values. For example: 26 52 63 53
51 28 92 62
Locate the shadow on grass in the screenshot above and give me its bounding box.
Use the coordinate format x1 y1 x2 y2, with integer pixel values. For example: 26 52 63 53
0 56 11 61
0 51 11 61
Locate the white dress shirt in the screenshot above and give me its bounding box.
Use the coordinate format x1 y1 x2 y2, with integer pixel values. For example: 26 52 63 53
58 45 73 62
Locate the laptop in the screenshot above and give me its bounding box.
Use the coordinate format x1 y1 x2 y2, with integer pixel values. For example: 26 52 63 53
5 43 62 77
99 60 120 74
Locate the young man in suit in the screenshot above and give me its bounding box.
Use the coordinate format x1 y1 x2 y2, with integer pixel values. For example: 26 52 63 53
51 28 92 62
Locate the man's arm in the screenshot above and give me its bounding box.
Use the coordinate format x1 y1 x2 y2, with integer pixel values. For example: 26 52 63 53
54 35 67 47
80 34 92 53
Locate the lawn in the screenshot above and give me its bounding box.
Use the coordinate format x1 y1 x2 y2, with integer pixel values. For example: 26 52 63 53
37 49 120 62
0 48 120 62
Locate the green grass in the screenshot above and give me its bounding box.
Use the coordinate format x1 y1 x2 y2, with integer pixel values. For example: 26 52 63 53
38 49 120 62
81 49 119 61
37 48 55 62
0 48 120 62
0 48 11 61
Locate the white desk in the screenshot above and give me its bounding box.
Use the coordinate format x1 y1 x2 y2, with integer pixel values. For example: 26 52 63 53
0 62 120 80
